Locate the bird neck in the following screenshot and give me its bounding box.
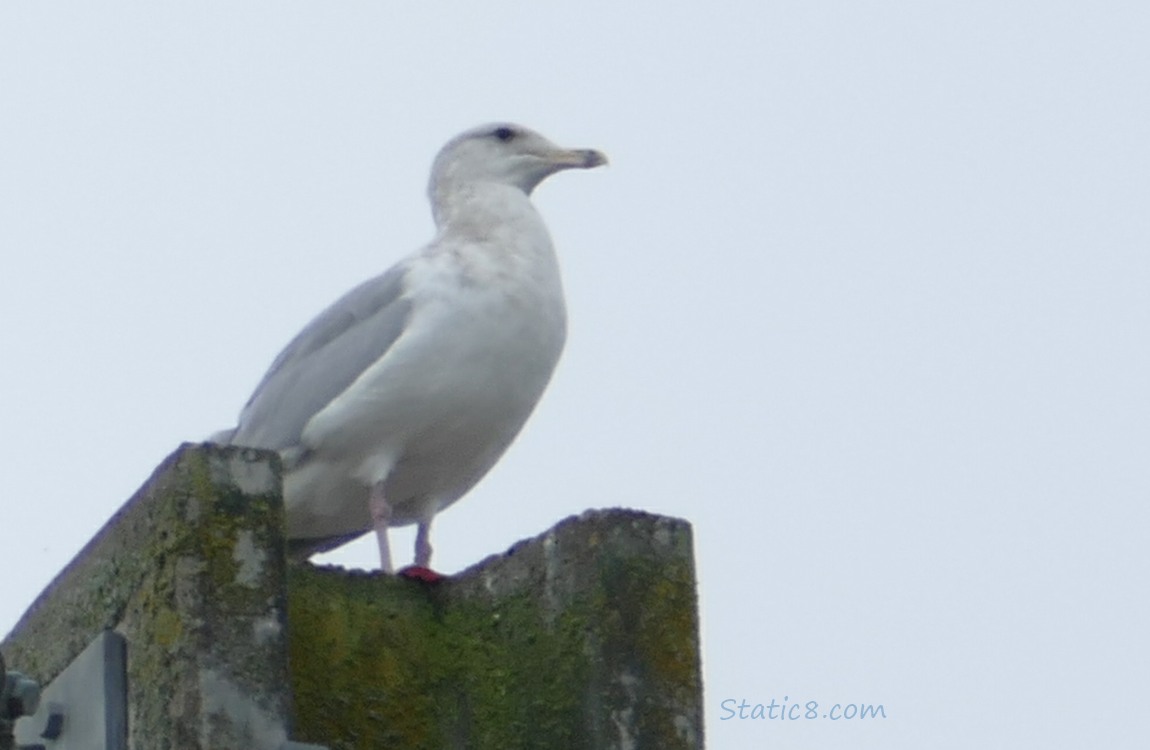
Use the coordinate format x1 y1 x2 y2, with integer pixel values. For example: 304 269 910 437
431 182 543 237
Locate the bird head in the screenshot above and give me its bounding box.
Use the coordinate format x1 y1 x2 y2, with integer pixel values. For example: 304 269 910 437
429 123 607 201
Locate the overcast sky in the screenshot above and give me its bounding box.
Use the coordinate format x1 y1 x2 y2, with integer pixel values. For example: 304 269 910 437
2 3 1148 748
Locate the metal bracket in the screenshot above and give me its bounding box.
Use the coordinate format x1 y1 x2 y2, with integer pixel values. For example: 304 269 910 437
8 633 326 750
2 650 42 750
2 666 41 722
13 631 126 750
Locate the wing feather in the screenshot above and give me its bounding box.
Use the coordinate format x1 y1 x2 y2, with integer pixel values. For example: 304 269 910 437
227 262 413 451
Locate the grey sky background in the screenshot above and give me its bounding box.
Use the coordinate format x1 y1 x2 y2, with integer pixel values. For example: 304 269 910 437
2 3 1148 747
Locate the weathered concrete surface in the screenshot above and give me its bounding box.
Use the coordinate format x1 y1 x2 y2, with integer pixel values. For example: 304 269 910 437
4 443 705 750
1 442 293 750
289 509 704 750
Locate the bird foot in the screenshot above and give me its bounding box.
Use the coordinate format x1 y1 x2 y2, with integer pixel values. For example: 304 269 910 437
398 565 446 583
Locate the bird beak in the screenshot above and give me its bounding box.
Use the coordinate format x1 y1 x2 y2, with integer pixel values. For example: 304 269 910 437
547 148 609 170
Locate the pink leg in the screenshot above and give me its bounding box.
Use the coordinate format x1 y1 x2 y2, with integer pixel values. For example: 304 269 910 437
397 519 444 583
369 482 394 573
414 521 433 568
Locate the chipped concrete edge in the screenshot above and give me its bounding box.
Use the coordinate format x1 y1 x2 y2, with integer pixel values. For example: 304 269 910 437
2 442 294 750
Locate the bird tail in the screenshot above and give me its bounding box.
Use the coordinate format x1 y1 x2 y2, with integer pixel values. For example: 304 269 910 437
287 531 369 561
208 427 237 444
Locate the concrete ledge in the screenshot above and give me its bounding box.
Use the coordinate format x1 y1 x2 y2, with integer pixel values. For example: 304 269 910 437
2 443 292 749
289 509 703 750
3 444 705 749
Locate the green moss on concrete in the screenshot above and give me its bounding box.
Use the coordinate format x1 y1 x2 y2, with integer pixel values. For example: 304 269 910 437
435 588 592 748
288 567 444 749
290 568 599 750
289 510 703 750
5 450 700 749
3 443 293 750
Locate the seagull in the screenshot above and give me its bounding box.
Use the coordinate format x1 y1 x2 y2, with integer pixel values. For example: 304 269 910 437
214 123 606 576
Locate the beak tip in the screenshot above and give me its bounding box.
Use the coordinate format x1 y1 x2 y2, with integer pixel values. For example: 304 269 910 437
582 149 609 169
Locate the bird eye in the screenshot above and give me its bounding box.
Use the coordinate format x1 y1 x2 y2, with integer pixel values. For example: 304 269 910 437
492 126 516 142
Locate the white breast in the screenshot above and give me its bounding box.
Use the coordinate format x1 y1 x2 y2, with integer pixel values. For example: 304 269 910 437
284 187 568 536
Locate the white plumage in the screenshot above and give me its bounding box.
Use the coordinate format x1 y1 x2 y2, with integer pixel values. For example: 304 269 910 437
215 123 606 573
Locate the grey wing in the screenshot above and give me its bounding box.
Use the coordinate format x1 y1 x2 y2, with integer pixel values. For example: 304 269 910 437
226 262 413 452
